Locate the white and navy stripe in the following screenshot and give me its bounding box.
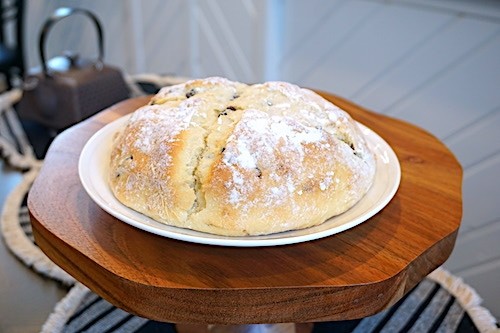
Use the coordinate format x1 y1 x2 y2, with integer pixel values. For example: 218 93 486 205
313 280 482 333
62 291 175 333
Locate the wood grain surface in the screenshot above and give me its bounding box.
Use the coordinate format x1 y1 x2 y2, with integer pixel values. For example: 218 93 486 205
29 93 462 324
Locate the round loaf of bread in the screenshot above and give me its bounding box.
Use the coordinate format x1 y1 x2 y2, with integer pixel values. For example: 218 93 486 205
109 77 376 236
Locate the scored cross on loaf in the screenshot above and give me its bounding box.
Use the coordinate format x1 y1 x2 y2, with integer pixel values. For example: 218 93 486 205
109 77 376 236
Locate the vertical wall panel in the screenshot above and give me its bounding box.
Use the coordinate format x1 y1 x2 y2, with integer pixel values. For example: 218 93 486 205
195 0 264 82
281 0 343 51
445 220 500 272
388 32 500 139
461 153 500 231
445 108 500 169
354 17 500 114
281 1 382 88
140 0 191 76
195 5 239 79
280 0 345 79
297 4 451 98
204 0 255 80
99 3 134 72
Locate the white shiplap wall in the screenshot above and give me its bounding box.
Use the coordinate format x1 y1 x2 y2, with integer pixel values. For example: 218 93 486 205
26 0 500 319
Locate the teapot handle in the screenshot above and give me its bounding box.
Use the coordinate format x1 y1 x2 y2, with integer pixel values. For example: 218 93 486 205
39 7 104 77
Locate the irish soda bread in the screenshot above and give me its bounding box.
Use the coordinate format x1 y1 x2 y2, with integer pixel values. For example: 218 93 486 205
109 77 376 236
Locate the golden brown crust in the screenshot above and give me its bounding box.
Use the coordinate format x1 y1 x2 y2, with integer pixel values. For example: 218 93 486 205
109 77 376 236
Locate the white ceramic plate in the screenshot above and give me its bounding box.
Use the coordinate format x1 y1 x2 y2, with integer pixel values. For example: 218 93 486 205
79 115 400 247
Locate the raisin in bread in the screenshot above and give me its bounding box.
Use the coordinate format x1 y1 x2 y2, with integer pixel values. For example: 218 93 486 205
109 77 376 236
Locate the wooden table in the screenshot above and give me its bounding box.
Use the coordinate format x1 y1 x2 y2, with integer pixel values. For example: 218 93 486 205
29 93 462 327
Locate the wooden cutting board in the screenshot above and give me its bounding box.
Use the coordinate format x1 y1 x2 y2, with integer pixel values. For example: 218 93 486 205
29 92 462 324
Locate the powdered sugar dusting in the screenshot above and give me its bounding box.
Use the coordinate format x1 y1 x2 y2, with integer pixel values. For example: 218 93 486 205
221 109 329 210
234 139 257 169
128 99 198 154
195 76 234 85
262 81 305 102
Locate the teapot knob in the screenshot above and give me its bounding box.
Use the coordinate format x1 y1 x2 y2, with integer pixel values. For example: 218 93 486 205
63 50 80 67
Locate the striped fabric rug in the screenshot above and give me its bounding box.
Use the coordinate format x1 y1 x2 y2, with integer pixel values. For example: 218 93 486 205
56 274 481 333
314 278 482 333
0 89 38 170
1 76 498 333
55 289 175 333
